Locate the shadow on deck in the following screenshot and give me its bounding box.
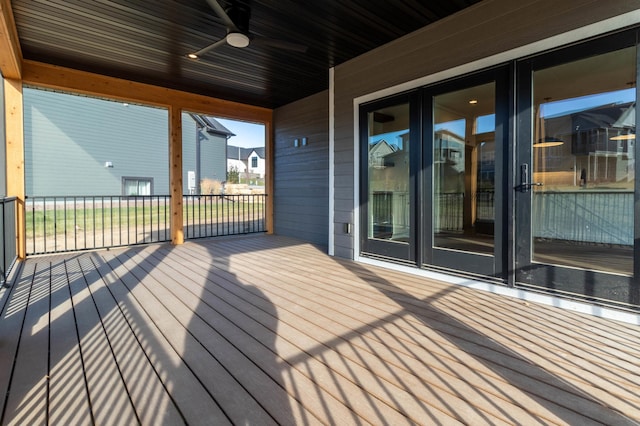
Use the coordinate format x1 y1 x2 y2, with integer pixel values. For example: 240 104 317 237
0 234 638 424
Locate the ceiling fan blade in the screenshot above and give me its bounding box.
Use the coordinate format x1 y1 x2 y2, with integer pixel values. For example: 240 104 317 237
252 36 308 53
205 0 239 32
190 37 228 58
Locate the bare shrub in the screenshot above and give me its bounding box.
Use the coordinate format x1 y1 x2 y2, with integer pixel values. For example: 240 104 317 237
201 178 222 194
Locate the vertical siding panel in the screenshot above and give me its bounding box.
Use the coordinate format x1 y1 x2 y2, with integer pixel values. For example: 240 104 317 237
274 91 329 246
23 88 169 196
181 113 197 194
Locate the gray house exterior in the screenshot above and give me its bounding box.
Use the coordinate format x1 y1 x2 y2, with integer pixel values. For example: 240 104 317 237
24 88 231 196
183 115 234 194
272 1 640 313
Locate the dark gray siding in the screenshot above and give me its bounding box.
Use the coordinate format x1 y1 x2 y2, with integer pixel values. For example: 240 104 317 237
274 91 329 246
332 0 640 259
181 114 228 194
24 88 169 196
23 90 227 196
182 115 197 193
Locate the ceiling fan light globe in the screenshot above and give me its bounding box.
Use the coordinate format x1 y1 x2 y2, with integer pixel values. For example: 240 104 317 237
227 32 250 48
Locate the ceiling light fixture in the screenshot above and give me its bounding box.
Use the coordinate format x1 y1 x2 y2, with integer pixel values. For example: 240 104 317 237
187 53 199 59
226 32 250 48
469 99 478 105
534 136 564 148
610 133 635 140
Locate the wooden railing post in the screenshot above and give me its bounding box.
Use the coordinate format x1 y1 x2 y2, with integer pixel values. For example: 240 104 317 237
4 78 25 259
169 105 184 245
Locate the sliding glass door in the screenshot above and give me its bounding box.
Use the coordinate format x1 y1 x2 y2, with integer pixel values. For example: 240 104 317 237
423 67 509 276
515 31 639 306
359 27 640 308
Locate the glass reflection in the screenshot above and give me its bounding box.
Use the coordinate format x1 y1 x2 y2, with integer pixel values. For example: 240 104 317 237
367 103 410 242
433 83 496 255
532 46 635 275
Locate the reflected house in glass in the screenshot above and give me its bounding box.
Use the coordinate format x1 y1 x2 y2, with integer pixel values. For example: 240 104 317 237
539 101 635 188
369 133 410 240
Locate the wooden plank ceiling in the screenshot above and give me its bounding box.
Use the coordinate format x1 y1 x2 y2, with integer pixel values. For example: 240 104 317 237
10 0 481 109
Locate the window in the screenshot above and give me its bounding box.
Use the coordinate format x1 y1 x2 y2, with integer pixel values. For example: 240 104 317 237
122 177 153 196
251 156 258 168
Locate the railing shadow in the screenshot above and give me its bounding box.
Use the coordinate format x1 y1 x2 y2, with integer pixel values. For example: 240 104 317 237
0 235 293 424
2 234 638 424
335 258 640 424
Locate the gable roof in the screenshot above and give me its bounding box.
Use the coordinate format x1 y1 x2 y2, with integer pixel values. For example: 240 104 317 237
189 114 235 137
228 145 265 160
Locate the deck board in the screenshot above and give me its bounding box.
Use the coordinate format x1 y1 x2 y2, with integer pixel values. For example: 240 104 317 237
64 256 139 425
3 262 49 426
0 235 639 425
93 253 234 426
48 259 92 426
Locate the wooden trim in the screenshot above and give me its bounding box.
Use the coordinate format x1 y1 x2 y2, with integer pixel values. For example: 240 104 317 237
4 78 24 258
21 60 271 123
169 106 184 245
0 0 22 79
20 60 278 243
265 118 274 234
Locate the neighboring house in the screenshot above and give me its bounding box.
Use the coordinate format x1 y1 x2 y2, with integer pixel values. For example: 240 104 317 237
182 115 235 194
227 146 266 178
368 139 396 168
23 88 232 196
226 158 247 174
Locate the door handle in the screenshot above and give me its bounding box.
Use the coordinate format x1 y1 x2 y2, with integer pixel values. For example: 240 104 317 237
515 163 543 192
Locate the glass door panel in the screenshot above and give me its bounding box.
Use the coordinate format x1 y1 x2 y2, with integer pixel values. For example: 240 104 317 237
425 67 508 277
368 103 410 243
361 94 418 261
516 34 638 306
433 83 496 255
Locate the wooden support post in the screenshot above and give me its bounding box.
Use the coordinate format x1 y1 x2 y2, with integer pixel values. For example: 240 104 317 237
4 78 25 258
0 0 22 79
169 105 184 245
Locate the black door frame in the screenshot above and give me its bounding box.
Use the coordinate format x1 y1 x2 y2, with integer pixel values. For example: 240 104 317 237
421 65 511 277
514 28 640 306
359 91 421 263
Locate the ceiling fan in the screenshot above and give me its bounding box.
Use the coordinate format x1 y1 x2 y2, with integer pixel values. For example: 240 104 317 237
188 0 307 59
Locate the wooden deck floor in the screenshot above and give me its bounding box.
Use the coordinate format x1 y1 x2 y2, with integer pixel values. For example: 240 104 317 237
0 235 639 425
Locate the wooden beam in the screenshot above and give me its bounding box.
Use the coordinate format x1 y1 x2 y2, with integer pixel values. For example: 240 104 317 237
4 78 25 258
0 0 22 79
169 106 184 245
22 60 271 123
21 59 276 244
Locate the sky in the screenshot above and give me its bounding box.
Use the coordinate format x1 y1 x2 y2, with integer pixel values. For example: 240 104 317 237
541 88 635 118
215 118 265 148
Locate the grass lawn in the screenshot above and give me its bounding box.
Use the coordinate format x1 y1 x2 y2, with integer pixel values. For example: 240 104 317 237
26 198 264 238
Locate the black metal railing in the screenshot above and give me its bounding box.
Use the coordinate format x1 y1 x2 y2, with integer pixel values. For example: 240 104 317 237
533 190 633 245
436 192 464 232
26 194 267 255
26 195 172 255
0 197 18 284
183 194 266 239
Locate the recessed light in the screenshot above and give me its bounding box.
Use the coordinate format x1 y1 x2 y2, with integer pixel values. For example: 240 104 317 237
469 99 478 105
187 53 198 59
